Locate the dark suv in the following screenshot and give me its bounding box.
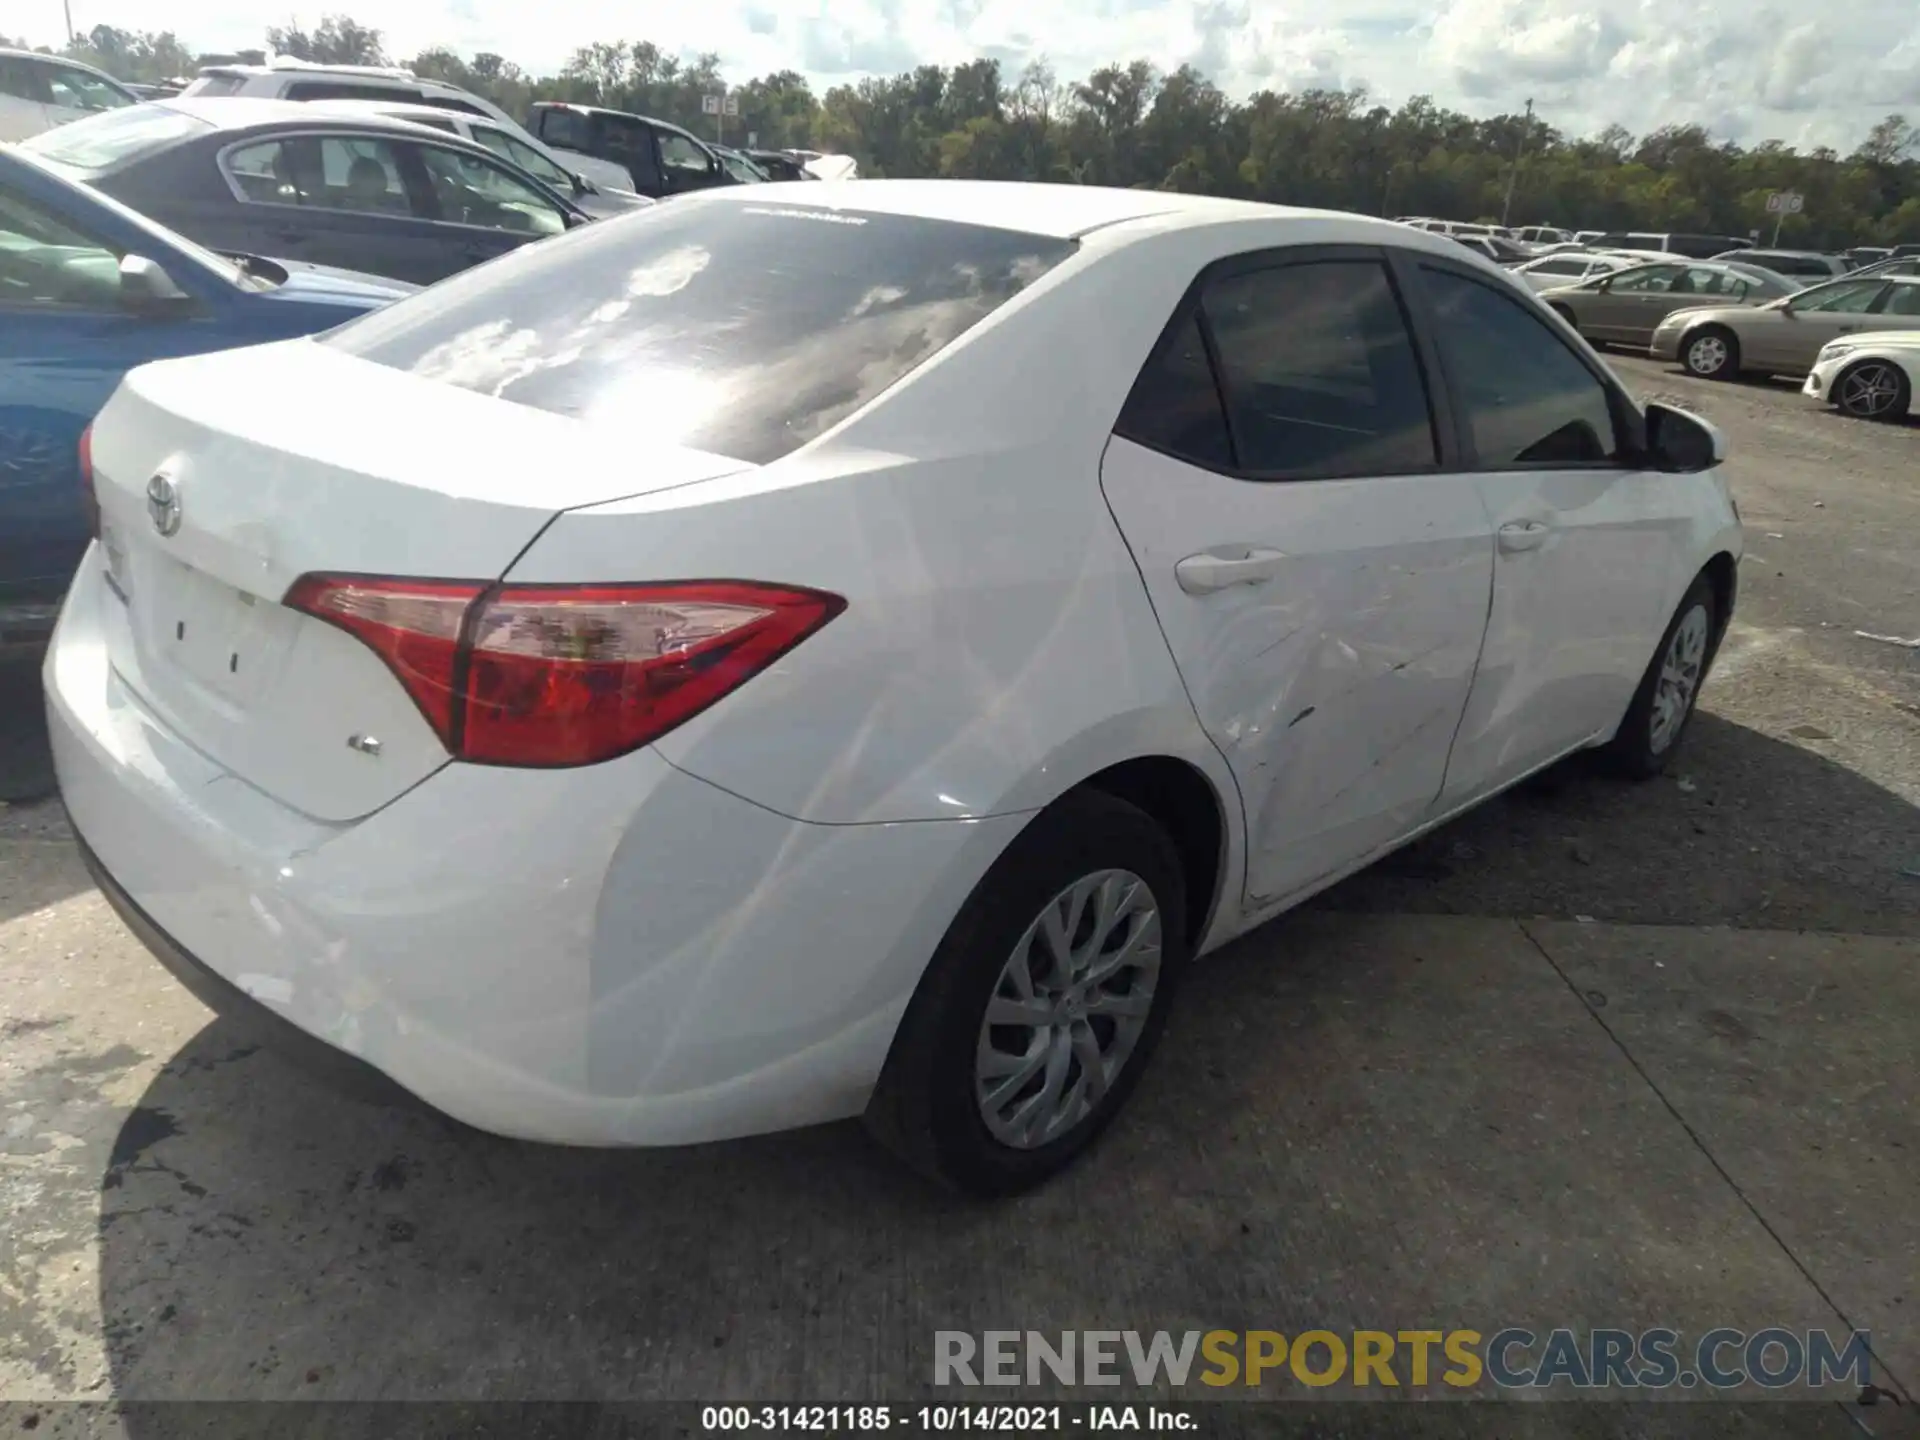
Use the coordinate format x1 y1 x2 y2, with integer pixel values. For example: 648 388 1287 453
527 103 735 200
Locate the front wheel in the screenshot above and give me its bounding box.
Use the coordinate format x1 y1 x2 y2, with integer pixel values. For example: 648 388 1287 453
1681 327 1739 380
1833 360 1912 421
1600 575 1717 779
864 789 1187 1196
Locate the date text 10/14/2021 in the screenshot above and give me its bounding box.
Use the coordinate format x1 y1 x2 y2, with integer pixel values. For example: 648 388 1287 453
701 1406 1195 1431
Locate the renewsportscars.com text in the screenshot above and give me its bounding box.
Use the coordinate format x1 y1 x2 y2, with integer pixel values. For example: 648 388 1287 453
933 1328 1873 1392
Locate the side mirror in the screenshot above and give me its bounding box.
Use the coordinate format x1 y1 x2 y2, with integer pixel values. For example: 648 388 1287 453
1645 402 1725 473
570 172 593 196
118 253 191 314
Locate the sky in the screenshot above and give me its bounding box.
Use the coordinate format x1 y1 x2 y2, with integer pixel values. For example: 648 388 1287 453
19 0 1920 151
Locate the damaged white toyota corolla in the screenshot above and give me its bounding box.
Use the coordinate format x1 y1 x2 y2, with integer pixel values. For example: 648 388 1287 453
49 181 1742 1195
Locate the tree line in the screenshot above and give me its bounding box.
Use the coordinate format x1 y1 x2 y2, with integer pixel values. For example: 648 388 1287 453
12 16 1920 248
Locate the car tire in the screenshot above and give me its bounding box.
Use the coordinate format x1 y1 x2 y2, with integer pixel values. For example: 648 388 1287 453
863 788 1188 1197
1833 359 1912 422
1681 326 1739 380
1600 574 1718 780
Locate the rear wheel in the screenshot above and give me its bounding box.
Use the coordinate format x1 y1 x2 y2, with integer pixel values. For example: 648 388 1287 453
1601 575 1717 779
864 789 1187 1196
1833 360 1911 421
1681 326 1739 380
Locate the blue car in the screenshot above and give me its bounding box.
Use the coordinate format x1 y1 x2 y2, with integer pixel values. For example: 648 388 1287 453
1 146 413 649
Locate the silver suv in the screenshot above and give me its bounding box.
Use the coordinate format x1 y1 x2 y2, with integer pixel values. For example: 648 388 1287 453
178 58 637 195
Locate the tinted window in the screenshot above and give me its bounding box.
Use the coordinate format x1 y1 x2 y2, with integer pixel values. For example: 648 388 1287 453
187 73 247 97
534 107 591 150
1884 285 1920 317
326 199 1075 464
1115 310 1233 470
286 81 422 103
0 183 121 308
0 57 39 102
226 136 420 217
1421 266 1620 467
1201 260 1436 477
414 143 566 235
1533 259 1584 276
1609 264 1682 293
600 113 661 189
22 104 212 170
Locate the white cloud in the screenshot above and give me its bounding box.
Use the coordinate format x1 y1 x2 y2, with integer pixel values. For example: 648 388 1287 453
21 0 1919 148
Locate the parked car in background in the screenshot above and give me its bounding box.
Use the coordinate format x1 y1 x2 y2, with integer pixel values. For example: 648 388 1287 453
1589 231 1753 260
50 181 1737 1196
176 57 638 197
527 102 739 200
1802 329 1918 421
710 144 771 185
1710 248 1848 282
124 81 186 101
1831 255 1920 280
1451 233 1532 265
1540 259 1797 348
1845 246 1892 270
0 49 139 143
308 99 653 220
21 99 589 286
1509 224 1573 246
0 145 410 649
1512 251 1634 291
1651 273 1920 379
744 149 816 181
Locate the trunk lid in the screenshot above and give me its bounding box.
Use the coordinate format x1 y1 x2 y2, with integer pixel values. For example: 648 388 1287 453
88 339 750 822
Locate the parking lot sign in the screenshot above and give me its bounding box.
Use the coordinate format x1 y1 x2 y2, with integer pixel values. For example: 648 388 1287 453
702 94 722 115
1765 191 1804 215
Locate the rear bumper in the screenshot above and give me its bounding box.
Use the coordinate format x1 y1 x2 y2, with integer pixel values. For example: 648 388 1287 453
48 552 1026 1146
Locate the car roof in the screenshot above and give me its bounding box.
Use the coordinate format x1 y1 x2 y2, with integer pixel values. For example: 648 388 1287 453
1 46 119 76
691 178 1396 241
146 95 479 136
306 98 487 123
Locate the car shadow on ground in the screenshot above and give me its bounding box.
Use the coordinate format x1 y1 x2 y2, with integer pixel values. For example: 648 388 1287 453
53 711 1913 1417
1315 712 1920 936
0 657 54 807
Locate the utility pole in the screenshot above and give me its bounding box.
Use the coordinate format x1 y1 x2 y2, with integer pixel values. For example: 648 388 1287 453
1501 97 1533 228
64 0 76 43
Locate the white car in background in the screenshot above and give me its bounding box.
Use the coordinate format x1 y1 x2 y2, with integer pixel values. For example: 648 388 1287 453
1803 331 1918 421
0 48 138 142
1513 251 1634 292
178 57 638 197
50 182 1741 1197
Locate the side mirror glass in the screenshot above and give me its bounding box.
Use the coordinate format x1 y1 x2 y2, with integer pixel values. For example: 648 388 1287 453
118 253 190 312
1645 401 1725 473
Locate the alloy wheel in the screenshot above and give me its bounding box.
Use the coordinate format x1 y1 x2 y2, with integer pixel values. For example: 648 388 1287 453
1686 334 1729 377
1838 363 1903 418
1650 604 1709 754
974 869 1162 1149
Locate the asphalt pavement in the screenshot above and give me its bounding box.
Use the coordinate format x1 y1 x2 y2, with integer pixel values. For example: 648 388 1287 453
1 355 1916 1434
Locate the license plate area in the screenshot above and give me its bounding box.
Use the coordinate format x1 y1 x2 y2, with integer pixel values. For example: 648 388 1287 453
139 554 297 709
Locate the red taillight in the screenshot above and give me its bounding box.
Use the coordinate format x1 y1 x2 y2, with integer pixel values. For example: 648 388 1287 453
287 575 844 767
78 424 99 538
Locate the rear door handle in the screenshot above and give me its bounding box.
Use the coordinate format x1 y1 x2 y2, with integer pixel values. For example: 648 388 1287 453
1174 546 1288 595
1497 520 1551 554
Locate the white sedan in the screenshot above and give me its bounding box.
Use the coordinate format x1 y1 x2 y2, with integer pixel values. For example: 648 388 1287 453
48 182 1742 1196
1803 331 1918 421
1512 251 1634 292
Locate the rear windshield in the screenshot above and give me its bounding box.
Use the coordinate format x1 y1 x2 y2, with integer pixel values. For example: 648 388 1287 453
22 104 212 171
326 196 1076 464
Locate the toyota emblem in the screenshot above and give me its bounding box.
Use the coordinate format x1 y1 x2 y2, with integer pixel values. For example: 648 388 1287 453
146 473 181 537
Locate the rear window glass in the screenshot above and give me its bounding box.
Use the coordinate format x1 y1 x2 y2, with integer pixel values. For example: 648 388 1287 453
326 197 1076 464
21 104 212 170
184 74 247 97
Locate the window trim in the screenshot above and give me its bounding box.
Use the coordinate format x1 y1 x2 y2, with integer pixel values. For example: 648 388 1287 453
216 129 433 221
1394 251 1648 474
1113 243 1462 484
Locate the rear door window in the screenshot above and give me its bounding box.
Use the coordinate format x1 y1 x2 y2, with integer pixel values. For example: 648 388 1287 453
285 80 423 103
1198 258 1437 478
325 199 1076 464
412 142 567 235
